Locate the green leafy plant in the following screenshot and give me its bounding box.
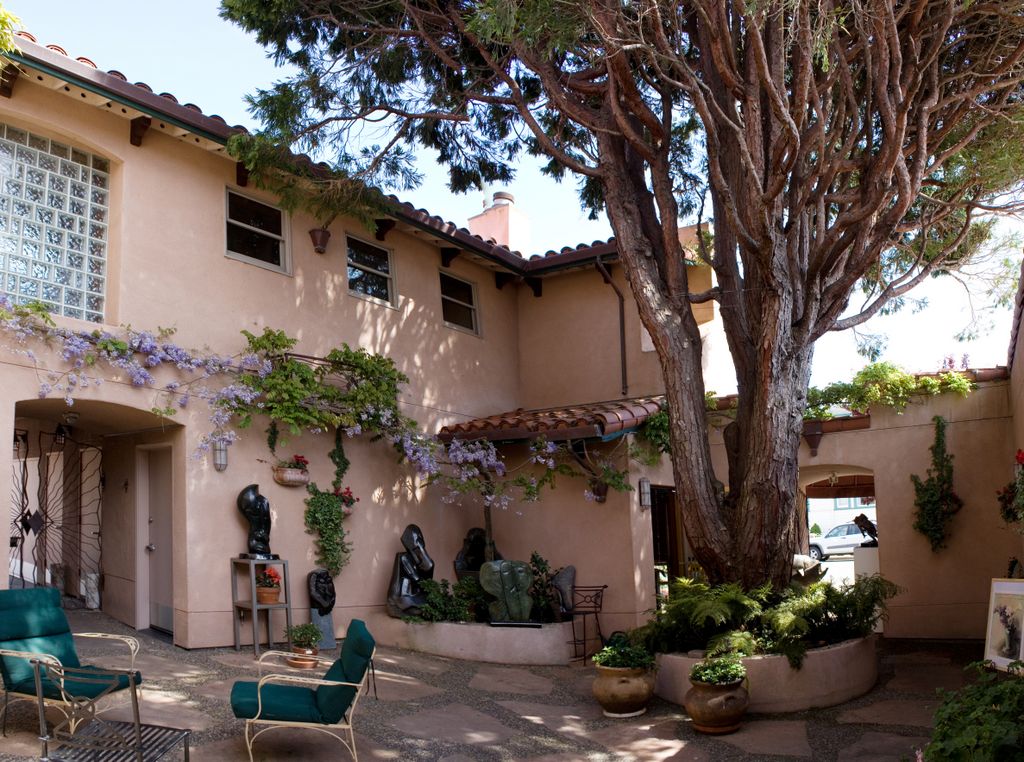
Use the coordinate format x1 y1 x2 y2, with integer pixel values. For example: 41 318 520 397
285 623 323 649
592 639 655 670
304 430 358 577
912 416 964 551
689 656 746 685
634 576 899 668
925 661 1024 761
806 363 972 419
414 579 473 623
528 551 563 623
809 523 822 536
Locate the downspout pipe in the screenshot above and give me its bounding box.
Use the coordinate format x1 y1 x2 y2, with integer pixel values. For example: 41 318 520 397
595 257 629 397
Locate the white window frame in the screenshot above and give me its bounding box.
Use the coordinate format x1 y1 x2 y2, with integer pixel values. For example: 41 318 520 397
224 189 289 274
346 234 395 306
439 269 480 336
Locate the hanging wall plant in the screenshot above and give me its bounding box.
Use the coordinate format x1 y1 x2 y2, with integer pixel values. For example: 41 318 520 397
304 429 359 576
911 416 964 551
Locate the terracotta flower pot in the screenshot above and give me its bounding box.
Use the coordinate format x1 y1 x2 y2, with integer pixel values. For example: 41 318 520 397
255 586 280 605
592 665 656 717
286 646 319 669
683 679 749 734
272 466 309 487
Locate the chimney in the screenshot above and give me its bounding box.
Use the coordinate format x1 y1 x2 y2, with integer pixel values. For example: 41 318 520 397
467 191 532 255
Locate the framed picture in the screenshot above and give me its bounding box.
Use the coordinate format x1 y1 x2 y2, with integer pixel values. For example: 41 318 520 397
984 578 1024 671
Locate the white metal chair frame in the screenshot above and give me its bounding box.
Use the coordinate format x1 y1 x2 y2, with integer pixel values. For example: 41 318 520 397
0 632 139 735
242 648 375 762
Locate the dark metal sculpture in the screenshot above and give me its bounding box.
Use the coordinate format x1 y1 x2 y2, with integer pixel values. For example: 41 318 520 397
853 513 879 546
479 560 534 622
453 527 502 580
385 524 435 618
237 484 278 560
308 569 336 616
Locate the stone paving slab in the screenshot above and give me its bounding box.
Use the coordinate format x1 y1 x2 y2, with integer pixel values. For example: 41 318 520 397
468 664 554 695
588 716 704 761
838 698 939 728
717 720 813 758
886 662 966 693
101 688 218 732
391 703 516 745
373 669 445 701
837 731 931 761
373 649 451 676
496 699 603 740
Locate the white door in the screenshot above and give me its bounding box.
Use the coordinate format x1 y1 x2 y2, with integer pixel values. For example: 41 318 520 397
146 448 174 633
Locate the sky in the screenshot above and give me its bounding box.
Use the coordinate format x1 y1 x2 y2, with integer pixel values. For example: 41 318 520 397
13 0 1020 387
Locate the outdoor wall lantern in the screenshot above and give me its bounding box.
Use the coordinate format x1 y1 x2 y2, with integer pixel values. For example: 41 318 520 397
638 477 652 511
54 424 68 447
213 438 229 472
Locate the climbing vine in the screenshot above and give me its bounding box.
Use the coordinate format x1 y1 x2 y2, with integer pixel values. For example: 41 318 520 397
304 428 357 576
911 416 964 551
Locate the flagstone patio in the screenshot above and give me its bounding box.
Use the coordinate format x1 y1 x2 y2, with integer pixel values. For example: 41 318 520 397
0 607 973 761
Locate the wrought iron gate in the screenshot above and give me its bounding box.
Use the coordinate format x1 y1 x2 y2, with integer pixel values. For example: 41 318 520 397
9 427 103 607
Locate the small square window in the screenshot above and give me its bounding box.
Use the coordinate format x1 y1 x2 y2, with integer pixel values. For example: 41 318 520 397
347 236 393 303
439 271 478 333
226 191 286 271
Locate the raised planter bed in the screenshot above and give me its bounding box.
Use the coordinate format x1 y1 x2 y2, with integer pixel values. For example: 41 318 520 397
392 620 575 665
655 636 877 713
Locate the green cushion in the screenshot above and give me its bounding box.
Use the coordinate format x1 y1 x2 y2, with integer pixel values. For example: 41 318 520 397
230 681 323 723
10 666 140 700
316 619 374 724
0 589 78 689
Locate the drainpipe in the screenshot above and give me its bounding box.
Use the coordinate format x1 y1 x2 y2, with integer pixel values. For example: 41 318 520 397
595 257 628 397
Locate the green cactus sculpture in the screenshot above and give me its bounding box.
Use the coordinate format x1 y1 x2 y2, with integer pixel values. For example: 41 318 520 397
479 560 534 622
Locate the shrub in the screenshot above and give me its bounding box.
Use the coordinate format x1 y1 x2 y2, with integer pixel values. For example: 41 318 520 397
592 640 655 670
413 578 485 623
634 575 899 668
285 623 323 649
689 656 746 685
926 661 1024 761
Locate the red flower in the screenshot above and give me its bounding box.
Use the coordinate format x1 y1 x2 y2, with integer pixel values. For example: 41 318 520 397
1016 449 1024 465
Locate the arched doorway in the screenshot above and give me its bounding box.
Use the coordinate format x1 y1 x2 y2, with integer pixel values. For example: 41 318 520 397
799 464 877 584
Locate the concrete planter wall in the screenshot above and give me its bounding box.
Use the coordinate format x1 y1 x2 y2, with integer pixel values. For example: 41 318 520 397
655 636 877 713
393 620 575 665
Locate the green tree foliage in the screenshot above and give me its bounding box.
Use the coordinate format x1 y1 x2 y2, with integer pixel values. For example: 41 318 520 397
911 416 964 552
220 0 1024 588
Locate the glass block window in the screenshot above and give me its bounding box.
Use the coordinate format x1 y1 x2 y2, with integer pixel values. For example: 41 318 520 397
0 122 110 322
439 271 478 333
346 236 393 303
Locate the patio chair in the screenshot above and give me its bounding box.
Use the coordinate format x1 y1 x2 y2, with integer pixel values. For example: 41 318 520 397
0 587 141 735
230 618 376 762
32 659 189 761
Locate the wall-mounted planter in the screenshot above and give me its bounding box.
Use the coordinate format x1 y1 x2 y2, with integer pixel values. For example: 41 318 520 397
656 636 877 713
272 467 310 487
308 227 331 254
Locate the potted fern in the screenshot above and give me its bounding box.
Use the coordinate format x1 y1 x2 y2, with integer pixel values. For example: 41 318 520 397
684 655 749 734
591 636 656 717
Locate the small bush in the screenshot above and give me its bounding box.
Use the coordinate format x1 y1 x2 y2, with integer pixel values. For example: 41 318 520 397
592 641 655 670
415 579 472 623
926 661 1024 761
690 656 746 685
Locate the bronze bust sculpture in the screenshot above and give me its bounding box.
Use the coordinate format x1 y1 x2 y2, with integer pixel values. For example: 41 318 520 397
237 484 278 560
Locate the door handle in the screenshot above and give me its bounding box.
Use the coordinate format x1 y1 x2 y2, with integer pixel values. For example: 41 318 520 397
145 543 156 552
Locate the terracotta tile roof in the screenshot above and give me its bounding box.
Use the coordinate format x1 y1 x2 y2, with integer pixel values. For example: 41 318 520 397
11 31 633 275
438 396 665 442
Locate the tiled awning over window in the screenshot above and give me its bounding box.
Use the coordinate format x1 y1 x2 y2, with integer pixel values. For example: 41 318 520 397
438 396 665 442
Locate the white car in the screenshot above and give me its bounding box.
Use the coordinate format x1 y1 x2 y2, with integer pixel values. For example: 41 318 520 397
808 522 876 561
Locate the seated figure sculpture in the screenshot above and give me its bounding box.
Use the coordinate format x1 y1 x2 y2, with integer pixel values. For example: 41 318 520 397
853 513 879 546
386 524 435 618
237 484 277 559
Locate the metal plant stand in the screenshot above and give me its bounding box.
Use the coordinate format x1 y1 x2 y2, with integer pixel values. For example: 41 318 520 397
568 584 607 660
230 558 293 657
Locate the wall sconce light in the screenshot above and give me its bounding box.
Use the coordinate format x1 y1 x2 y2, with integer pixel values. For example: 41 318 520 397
54 424 68 447
12 430 27 458
639 477 652 511
308 227 331 254
213 438 229 472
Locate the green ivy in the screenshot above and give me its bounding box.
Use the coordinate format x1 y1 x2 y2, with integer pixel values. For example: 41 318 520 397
806 363 972 419
303 430 357 577
912 416 964 552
